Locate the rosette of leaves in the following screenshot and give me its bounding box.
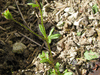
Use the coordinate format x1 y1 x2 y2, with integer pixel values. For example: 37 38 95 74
39 51 52 64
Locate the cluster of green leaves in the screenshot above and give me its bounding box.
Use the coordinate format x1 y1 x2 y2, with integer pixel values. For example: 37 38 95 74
39 51 52 64
92 4 98 14
84 50 99 60
48 62 73 75
48 62 61 75
48 27 61 43
39 52 73 75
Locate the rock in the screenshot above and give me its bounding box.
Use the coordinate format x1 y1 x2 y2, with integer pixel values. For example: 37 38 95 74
12 42 27 54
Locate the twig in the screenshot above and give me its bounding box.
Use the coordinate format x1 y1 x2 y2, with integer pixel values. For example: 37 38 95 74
0 26 6 30
18 32 48 50
0 21 10 25
14 0 30 29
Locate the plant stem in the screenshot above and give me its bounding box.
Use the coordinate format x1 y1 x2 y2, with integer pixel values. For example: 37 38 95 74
36 1 58 75
36 1 47 38
46 39 58 75
12 18 45 40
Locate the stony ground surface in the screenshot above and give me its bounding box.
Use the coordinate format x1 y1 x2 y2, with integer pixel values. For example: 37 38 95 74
1 0 100 75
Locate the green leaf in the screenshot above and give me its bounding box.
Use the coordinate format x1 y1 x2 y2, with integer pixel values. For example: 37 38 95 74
40 58 48 63
48 27 55 36
48 27 59 43
48 34 61 39
2 8 13 19
39 51 45 58
64 69 68 73
39 51 48 63
48 69 56 75
48 33 61 43
27 3 39 8
39 51 52 64
40 2 43 9
48 39 51 44
84 50 99 60
92 4 98 14
55 62 60 69
48 62 62 75
55 62 60 74
39 24 46 38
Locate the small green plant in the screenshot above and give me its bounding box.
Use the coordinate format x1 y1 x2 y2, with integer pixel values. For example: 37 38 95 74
92 4 98 14
39 51 52 64
84 50 99 60
48 62 61 75
1 1 71 75
39 52 73 75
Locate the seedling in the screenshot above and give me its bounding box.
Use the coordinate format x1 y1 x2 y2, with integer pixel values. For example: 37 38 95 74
48 62 61 75
39 51 52 64
1 1 63 75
